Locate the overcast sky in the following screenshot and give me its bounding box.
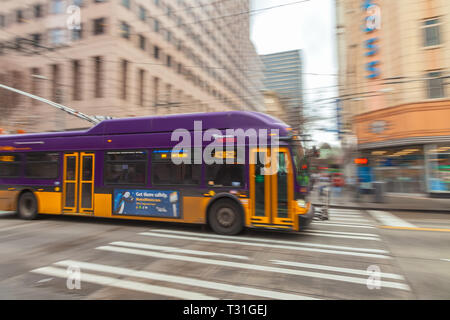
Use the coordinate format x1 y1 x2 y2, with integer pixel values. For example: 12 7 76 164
250 0 339 147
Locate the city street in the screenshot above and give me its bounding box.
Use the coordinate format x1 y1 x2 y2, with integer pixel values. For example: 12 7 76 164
0 208 449 300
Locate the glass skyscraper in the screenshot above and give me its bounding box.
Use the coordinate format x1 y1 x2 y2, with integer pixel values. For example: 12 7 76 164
260 50 304 131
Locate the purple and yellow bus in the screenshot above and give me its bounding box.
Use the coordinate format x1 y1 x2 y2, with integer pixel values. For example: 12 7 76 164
0 111 313 235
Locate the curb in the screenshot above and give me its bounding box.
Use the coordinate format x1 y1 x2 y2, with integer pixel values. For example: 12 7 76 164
311 203 450 213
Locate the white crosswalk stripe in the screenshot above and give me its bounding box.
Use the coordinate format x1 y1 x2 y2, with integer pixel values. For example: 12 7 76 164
312 221 375 228
367 210 417 228
31 266 217 300
300 232 380 241
110 241 250 260
95 245 409 291
328 209 364 215
327 213 364 218
270 260 405 280
51 260 319 300
329 217 372 223
140 230 390 259
149 229 385 253
304 229 380 237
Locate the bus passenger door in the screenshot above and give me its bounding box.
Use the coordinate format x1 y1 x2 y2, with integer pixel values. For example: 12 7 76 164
249 148 271 225
271 148 294 226
249 148 294 228
62 152 95 214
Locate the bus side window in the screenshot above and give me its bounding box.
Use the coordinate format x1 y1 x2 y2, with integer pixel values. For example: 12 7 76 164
151 148 201 185
104 150 147 185
25 152 59 179
0 153 21 177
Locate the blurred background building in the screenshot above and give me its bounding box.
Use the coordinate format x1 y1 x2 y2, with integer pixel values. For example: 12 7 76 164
0 0 264 133
260 49 304 133
261 89 289 125
336 0 450 196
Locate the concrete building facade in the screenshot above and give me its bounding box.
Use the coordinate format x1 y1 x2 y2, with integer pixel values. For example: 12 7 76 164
336 0 450 195
0 0 263 133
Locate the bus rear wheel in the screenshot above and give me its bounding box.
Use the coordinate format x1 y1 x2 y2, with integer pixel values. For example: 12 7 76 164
17 192 38 220
208 199 243 235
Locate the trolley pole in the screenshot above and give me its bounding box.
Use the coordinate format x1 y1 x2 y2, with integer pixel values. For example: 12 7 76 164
0 83 106 126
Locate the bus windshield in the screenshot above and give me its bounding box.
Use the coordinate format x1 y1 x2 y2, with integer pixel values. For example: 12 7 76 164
291 143 310 189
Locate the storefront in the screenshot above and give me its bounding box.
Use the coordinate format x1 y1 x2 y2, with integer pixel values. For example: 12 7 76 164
357 142 450 195
352 100 450 196
360 146 426 194
425 143 450 194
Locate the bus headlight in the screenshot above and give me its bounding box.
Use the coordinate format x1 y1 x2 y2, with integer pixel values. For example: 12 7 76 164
296 199 307 208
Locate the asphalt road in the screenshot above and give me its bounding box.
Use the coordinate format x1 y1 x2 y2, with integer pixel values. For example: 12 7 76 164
0 208 449 300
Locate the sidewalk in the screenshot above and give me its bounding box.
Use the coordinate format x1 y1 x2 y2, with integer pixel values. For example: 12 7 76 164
311 189 450 212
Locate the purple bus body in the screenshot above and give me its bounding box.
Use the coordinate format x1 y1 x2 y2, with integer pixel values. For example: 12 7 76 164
0 111 298 190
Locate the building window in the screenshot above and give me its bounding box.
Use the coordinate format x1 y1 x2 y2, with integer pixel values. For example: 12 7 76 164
0 15 6 28
93 18 106 35
30 67 41 105
0 154 21 178
49 29 66 45
154 19 160 33
138 34 146 50
139 6 146 21
72 0 83 6
121 59 128 100
72 60 82 100
138 69 145 106
25 153 60 179
151 149 201 185
121 22 130 39
121 0 130 9
153 77 159 107
166 55 172 67
72 24 83 41
33 5 43 18
427 71 445 99
153 45 160 59
104 150 147 185
16 10 25 23
51 64 62 102
51 0 65 14
94 56 103 98
423 18 441 47
31 33 42 48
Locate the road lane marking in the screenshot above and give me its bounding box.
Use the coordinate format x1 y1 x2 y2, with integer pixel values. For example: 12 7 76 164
110 241 250 260
379 226 450 232
147 229 389 255
311 222 375 229
30 266 217 300
329 217 372 223
367 210 417 228
96 245 408 291
300 232 381 241
54 260 319 300
441 259 450 262
270 260 405 280
304 230 380 237
328 214 364 218
329 209 363 215
139 232 390 259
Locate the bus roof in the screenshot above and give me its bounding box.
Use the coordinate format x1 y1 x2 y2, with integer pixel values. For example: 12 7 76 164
0 111 291 140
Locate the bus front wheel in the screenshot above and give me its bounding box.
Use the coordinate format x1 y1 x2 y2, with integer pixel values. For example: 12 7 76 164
17 192 38 220
208 199 243 235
